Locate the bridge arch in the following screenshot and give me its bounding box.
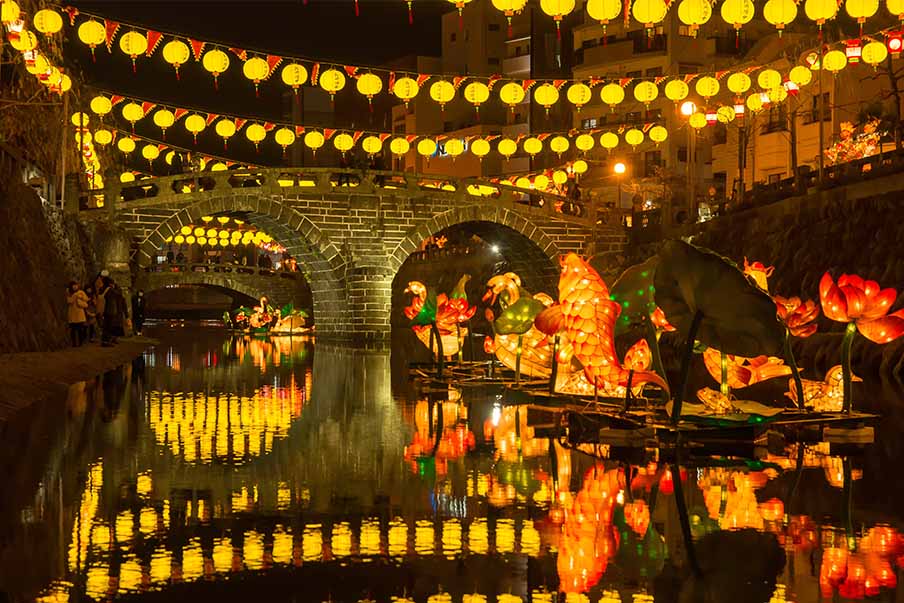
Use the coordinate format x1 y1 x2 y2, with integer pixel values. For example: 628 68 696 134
134 194 347 331
134 270 312 312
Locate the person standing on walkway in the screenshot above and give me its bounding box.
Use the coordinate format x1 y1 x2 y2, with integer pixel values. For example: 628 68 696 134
84 285 98 343
131 290 146 335
101 278 125 347
95 271 112 342
66 281 89 347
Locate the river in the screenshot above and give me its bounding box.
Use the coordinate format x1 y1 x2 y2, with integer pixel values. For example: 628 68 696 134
1 322 902 603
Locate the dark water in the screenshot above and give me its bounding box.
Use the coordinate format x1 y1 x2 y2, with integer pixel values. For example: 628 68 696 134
2 324 903 603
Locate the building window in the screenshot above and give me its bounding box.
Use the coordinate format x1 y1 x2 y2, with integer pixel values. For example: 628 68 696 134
645 66 663 77
768 173 783 184
582 38 599 49
713 123 727 145
678 63 700 74
488 57 500 66
465 29 470 42
644 150 662 176
443 121 453 132
626 70 642 78
489 23 501 31
513 112 524 124
581 117 598 129
626 111 642 123
763 104 788 133
678 146 688 162
645 108 663 121
810 92 831 123
450 32 456 42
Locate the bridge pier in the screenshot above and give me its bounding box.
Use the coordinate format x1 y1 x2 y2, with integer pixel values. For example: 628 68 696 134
312 262 394 344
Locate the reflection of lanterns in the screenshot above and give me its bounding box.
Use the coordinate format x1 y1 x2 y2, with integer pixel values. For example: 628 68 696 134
820 547 850 596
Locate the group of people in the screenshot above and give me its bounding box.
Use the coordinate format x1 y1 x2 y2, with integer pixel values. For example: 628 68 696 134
66 272 146 347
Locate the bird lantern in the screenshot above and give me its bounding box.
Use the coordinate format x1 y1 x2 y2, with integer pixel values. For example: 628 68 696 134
822 49 848 74
757 69 782 89
746 92 764 112
763 0 797 34
243 57 270 96
362 135 383 157
163 40 190 79
576 133 596 153
444 138 465 160
389 137 410 158
304 131 325 155
846 0 878 34
550 135 570 157
804 0 838 29
142 144 159 167
393 76 420 107
600 82 625 110
625 128 645 148
274 127 296 154
499 82 526 111
586 0 622 35
152 109 175 138
121 102 144 132
463 81 490 116
632 0 669 29
202 49 230 89
77 19 105 60
600 131 619 151
566 83 592 111
119 31 148 72
117 137 136 154
1 0 19 23
94 129 113 146
33 8 62 36
246 123 268 150
689 112 708 128
540 0 576 38
430 80 456 110
492 0 528 36
695 75 720 99
90 95 112 118
215 119 236 148
720 0 754 40
862 41 889 69
678 0 712 37
633 80 659 106
727 72 752 97
649 125 668 144
184 114 206 143
417 138 437 159
664 79 689 105
470 138 491 161
716 105 736 123
534 83 560 115
356 73 383 108
319 68 346 102
281 63 309 95
497 137 518 160
523 137 543 156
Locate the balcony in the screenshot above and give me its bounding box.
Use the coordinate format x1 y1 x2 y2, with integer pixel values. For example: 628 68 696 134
503 54 530 76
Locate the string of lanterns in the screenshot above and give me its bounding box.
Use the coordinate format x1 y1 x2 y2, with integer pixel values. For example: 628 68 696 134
55 5 897 114
1 1 71 93
167 217 280 250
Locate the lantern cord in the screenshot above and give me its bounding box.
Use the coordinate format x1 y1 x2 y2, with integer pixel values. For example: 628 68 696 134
354 0 359 17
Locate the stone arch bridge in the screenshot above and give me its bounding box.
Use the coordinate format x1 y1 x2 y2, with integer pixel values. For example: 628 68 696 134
80 167 625 341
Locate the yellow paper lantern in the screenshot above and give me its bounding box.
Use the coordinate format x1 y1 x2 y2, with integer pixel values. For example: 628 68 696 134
534 174 550 189
549 135 570 157
586 0 622 31
600 82 625 109
566 83 592 111
822 49 847 73
492 0 529 33
334 132 355 154
649 125 668 144
362 135 383 156
117 137 136 154
757 69 782 89
56 74 72 94
89 96 112 118
206 228 218 238
389 137 410 157
720 0 755 29
356 72 383 105
678 0 712 36
746 92 764 112
727 73 751 96
274 127 296 150
633 81 659 105
304 131 325 153
202 49 230 87
689 112 708 128
763 0 797 32
243 57 270 94
695 76 720 99
33 8 62 35
215 119 237 147
174 235 185 244
211 162 228 172
184 114 206 143
534 83 560 114
142 144 160 163
539 0 576 35
153 109 175 136
77 20 105 56
523 137 543 156
417 138 438 157
180 226 193 236
193 227 205 237
94 129 113 146
281 63 308 91
767 86 788 103
319 68 346 100
463 81 490 113
10 30 37 52
75 130 91 145
443 138 465 159
665 79 689 103
716 105 736 123
625 128 645 147
516 176 531 188
25 53 49 75
393 76 420 106
552 170 568 186
499 82 526 110
498 138 518 159
120 172 135 183
119 31 148 70
862 41 889 68
889 0 904 20
198 237 208 246
121 103 144 128
1 0 20 23
162 40 190 78
632 0 669 26
846 0 878 26
246 123 268 149
470 138 491 160
600 131 619 150
429 80 455 109
804 0 838 24
573 159 589 174
219 239 229 248
70 112 90 127
575 133 595 152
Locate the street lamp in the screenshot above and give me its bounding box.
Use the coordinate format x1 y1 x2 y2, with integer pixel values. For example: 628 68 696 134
680 101 697 116
613 161 626 222
680 101 698 223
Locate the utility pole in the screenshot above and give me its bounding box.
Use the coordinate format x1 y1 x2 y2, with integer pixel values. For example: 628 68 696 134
818 42 826 183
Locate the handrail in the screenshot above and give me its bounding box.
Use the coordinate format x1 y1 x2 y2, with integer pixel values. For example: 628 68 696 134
78 166 589 223
144 262 301 280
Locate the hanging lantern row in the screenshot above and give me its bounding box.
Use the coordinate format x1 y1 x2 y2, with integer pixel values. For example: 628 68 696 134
63 7 896 109
166 225 276 249
1 3 71 94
